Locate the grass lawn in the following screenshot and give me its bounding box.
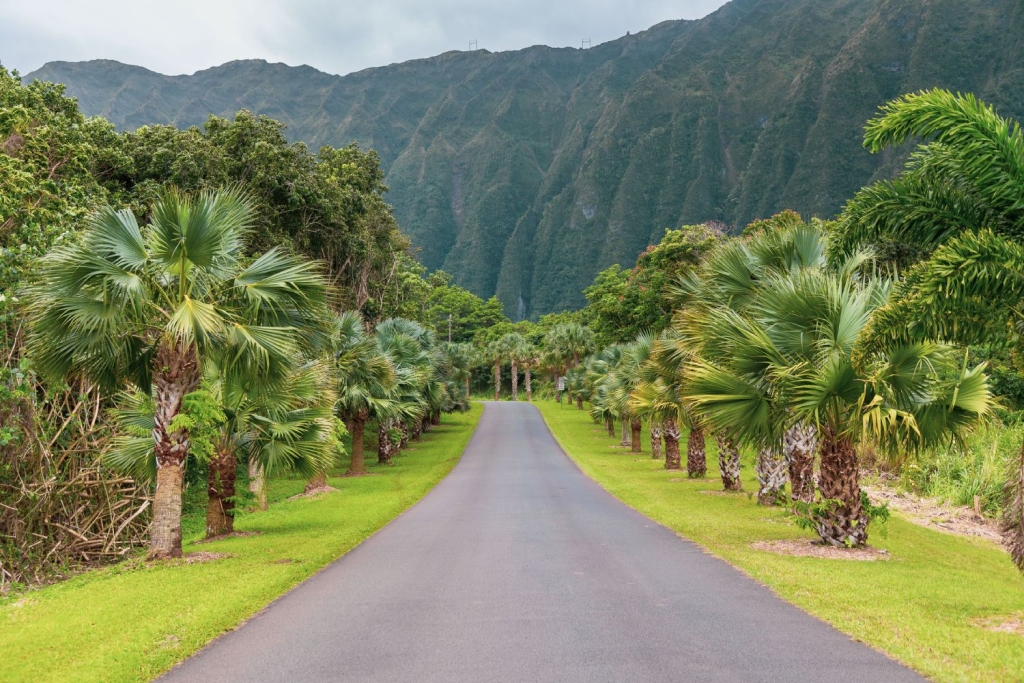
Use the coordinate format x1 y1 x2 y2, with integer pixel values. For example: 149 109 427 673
0 405 480 683
537 400 1024 683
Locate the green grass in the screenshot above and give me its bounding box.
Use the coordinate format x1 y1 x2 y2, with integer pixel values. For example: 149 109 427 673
536 400 1024 683
0 405 481 683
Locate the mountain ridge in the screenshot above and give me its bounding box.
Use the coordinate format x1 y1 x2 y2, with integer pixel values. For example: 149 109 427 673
25 0 1024 317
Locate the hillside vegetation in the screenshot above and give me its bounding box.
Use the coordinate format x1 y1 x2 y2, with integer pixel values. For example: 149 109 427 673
28 0 1024 317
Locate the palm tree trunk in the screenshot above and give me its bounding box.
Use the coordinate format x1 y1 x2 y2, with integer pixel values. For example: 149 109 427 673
399 420 410 449
784 423 816 503
663 418 681 470
378 421 394 464
494 359 501 401
576 396 584 410
525 367 532 402
248 459 267 511
620 419 631 447
348 417 366 474
606 418 615 437
1001 436 1024 572
206 441 236 538
411 417 422 441
464 376 471 401
149 341 200 560
305 472 327 492
687 425 707 478
755 445 788 506
650 422 663 460
431 411 441 426
715 432 742 491
511 359 519 401
630 418 642 453
816 428 868 546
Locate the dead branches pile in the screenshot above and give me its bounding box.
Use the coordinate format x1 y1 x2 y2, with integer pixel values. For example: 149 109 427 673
1 375 150 591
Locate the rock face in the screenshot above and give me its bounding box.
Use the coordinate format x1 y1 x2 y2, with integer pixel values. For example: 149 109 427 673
27 0 1024 317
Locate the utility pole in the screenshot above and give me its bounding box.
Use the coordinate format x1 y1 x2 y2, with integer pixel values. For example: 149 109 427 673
448 313 453 343
582 39 591 49
469 40 478 51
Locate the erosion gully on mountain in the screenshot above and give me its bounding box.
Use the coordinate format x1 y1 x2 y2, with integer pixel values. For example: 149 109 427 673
159 402 923 683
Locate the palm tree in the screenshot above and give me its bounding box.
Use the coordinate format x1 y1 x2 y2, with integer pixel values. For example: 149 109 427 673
685 263 993 545
29 189 330 557
835 89 1024 566
498 333 526 401
630 334 690 472
442 342 475 402
332 311 397 476
512 339 539 402
670 223 842 496
374 318 433 464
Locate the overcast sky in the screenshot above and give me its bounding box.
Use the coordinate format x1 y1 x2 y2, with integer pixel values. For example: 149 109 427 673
2 0 729 77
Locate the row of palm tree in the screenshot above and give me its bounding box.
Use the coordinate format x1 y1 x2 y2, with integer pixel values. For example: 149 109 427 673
579 220 993 548
25 188 470 558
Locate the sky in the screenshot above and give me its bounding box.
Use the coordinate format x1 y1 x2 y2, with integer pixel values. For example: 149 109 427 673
1 0 730 77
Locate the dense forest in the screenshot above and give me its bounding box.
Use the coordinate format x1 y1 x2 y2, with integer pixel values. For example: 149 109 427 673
29 0 1024 318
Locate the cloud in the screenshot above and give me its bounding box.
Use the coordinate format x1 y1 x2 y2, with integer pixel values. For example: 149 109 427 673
1 0 729 76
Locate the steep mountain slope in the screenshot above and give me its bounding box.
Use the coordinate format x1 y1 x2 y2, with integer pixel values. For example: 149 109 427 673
26 0 1024 317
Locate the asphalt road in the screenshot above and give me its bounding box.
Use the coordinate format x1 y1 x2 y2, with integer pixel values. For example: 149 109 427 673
160 402 923 683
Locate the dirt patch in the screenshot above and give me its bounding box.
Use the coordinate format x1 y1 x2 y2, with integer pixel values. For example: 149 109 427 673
863 485 1001 543
751 539 890 561
288 485 337 499
272 558 299 565
342 471 380 478
972 613 1024 636
194 531 261 544
699 489 748 497
182 552 233 564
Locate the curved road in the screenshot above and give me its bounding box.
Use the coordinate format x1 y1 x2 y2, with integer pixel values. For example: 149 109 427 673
161 402 922 682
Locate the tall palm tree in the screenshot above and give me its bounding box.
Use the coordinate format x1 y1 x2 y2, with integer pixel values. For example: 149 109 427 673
834 89 1024 566
28 189 329 557
671 224 845 496
512 339 538 402
374 318 432 464
685 264 993 545
498 333 526 401
630 334 690 472
332 311 397 476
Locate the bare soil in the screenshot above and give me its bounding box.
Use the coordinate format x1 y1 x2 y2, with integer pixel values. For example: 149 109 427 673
288 485 337 499
862 484 1002 543
751 539 889 561
972 613 1024 636
182 552 233 564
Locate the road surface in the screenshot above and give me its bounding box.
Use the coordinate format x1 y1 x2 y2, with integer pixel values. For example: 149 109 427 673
160 402 923 682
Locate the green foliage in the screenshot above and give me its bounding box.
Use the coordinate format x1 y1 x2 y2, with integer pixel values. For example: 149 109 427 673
583 224 723 346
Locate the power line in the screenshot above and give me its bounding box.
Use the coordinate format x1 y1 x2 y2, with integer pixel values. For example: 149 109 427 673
469 40 478 51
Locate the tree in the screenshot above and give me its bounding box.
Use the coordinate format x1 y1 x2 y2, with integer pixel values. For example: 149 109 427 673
332 311 397 476
833 89 1024 565
26 189 329 558
499 333 526 401
582 224 723 346
512 340 539 402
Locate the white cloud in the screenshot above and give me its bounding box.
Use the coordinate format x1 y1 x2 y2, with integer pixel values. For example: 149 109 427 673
1 0 729 76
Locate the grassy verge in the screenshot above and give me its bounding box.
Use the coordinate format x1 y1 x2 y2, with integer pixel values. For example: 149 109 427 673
536 400 1024 683
0 405 481 683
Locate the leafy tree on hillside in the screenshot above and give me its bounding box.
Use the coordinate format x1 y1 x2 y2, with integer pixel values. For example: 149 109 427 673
583 224 723 346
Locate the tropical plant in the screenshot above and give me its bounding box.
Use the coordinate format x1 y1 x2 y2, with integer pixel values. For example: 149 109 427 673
833 89 1024 566
332 311 397 475
683 259 993 545
26 188 329 557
